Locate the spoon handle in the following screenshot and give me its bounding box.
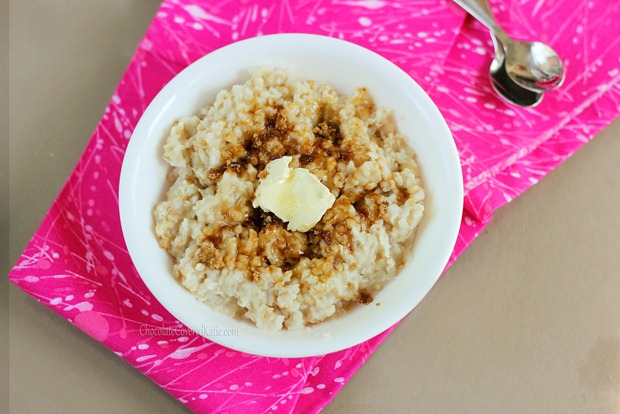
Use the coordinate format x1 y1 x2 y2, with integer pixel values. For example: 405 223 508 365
452 0 511 45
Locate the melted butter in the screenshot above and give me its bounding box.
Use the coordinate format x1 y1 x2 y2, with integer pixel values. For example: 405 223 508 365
253 156 336 232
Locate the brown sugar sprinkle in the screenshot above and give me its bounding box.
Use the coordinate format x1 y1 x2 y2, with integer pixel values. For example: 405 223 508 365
309 119 353 163
313 120 342 145
396 188 410 205
251 270 262 283
307 228 337 250
202 228 224 249
207 161 244 182
238 105 354 175
358 289 373 304
321 230 332 246
353 191 389 222
245 208 283 232
243 106 291 169
281 258 299 272
337 148 352 162
298 141 317 167
197 243 224 270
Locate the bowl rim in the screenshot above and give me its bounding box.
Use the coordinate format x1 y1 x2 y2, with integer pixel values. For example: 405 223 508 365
119 33 463 357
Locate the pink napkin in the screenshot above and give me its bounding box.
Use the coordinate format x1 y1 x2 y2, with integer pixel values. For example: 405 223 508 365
9 0 620 412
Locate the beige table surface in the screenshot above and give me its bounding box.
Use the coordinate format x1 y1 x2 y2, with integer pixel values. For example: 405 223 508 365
5 1 620 413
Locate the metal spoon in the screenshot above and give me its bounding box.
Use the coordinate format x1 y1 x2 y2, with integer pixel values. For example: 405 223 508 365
453 0 565 92
489 34 543 107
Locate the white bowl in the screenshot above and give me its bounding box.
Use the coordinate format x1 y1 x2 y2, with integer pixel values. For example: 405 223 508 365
119 34 463 358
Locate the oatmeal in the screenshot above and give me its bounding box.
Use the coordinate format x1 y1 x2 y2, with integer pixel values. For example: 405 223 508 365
154 68 425 330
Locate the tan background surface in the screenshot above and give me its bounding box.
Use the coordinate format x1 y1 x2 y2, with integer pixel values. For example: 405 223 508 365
6 1 620 413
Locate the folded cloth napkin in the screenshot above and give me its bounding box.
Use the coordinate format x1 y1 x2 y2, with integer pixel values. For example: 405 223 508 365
9 0 620 412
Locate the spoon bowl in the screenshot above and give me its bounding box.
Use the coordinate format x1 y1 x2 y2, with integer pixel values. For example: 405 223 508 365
490 36 543 107
504 40 565 92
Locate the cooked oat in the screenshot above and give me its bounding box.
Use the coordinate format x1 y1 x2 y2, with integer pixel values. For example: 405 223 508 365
154 68 425 330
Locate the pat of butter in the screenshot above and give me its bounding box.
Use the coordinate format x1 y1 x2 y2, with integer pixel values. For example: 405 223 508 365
253 156 336 232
